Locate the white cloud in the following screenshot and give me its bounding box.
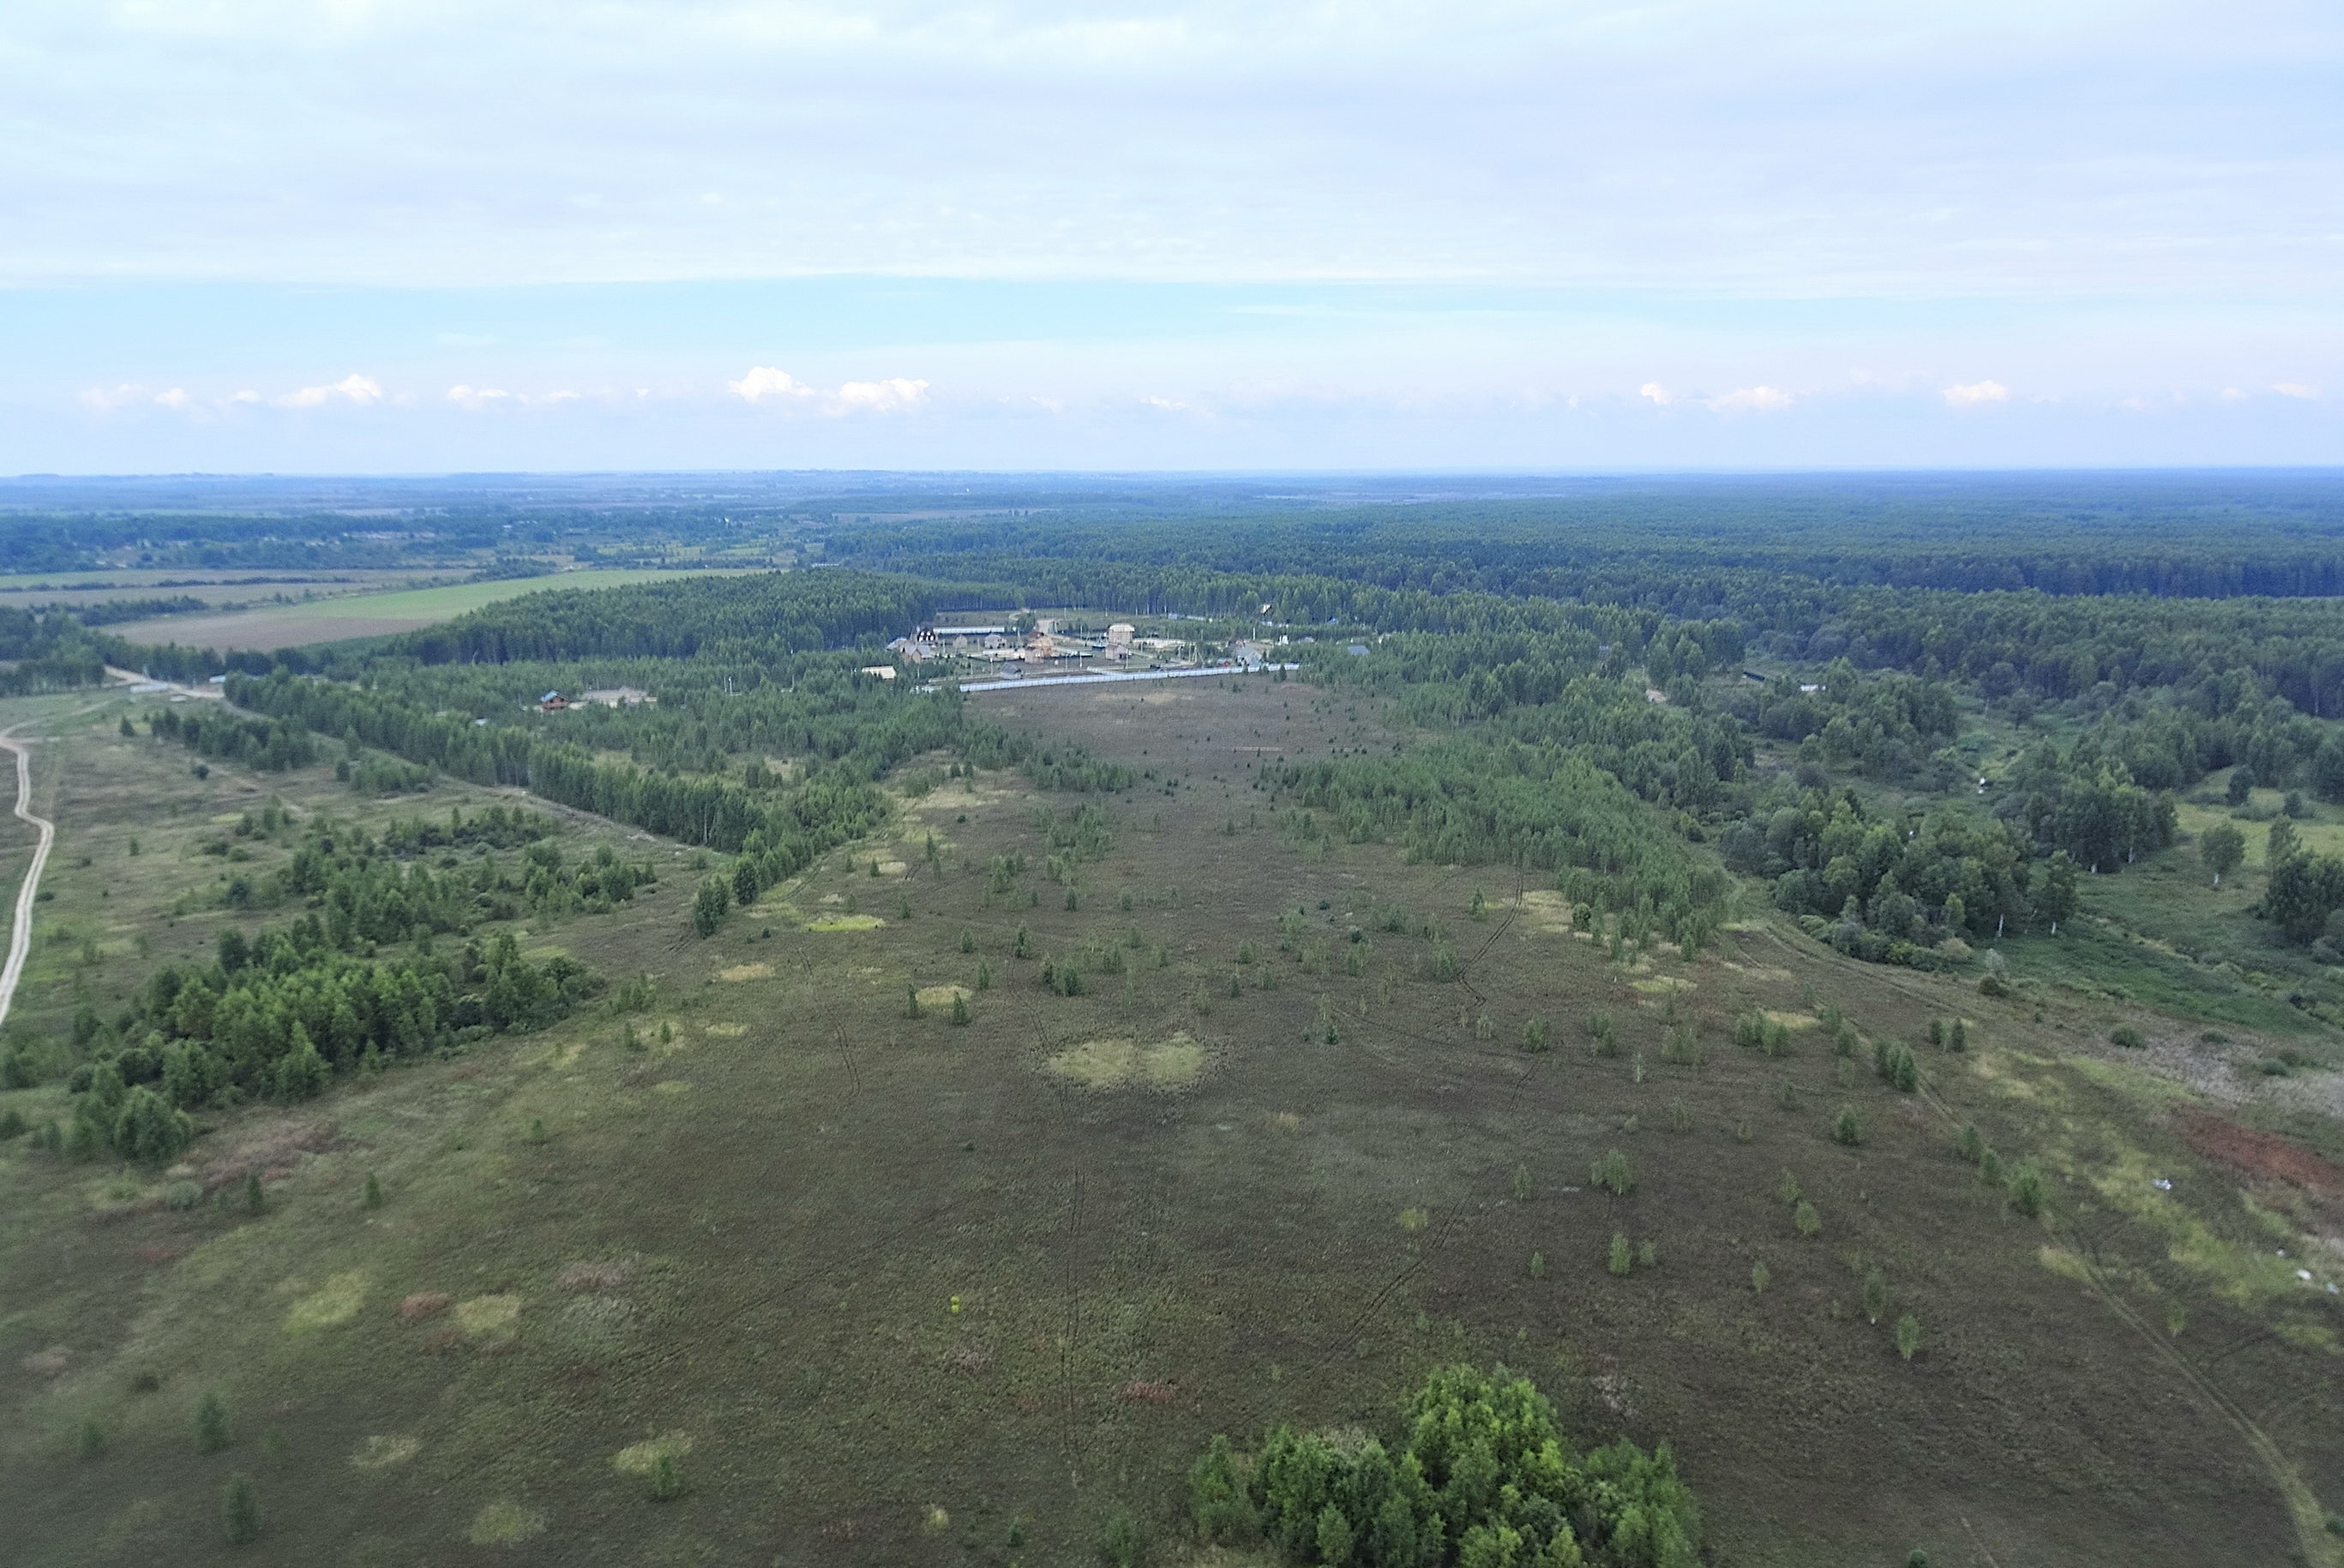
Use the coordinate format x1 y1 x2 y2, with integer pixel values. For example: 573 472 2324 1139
446 384 513 409
728 365 814 403
153 387 192 409
2221 387 2247 401
1706 385 1794 414
1142 394 1191 412
78 382 147 411
1638 382 1673 406
830 377 929 414
2273 382 2321 400
1942 379 2010 407
730 367 929 413
273 373 382 408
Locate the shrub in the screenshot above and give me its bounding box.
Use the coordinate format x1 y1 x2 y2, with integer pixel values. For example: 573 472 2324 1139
650 1451 682 1501
1794 1199 1822 1237
1608 1231 1634 1276
1638 1239 1658 1269
1588 1011 1618 1056
1520 1017 1551 1052
1830 1106 1863 1146
951 994 971 1026
977 960 993 991
1188 1434 1257 1542
364 1173 383 1209
1956 1124 1985 1164
1590 1148 1633 1196
905 985 922 1019
2109 1024 2146 1049
195 1389 230 1452
223 1473 259 1543
1979 1149 2005 1188
1751 1260 1770 1293
1100 1508 1142 1567
1896 1313 1923 1361
1775 1169 1801 1205
78 1419 105 1458
1861 1269 1889 1324
0 1107 24 1139
2007 1162 2046 1217
1529 1250 1546 1279
691 875 730 937
1512 1163 1534 1201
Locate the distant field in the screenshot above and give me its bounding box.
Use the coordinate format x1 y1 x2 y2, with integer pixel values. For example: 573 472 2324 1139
0 568 446 610
107 568 766 652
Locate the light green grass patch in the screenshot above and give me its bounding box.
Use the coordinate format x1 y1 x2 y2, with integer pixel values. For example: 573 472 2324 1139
915 984 971 1009
285 1270 369 1331
703 1022 748 1037
2037 1244 2095 1284
612 1430 696 1475
1043 1032 1208 1090
718 962 774 981
466 1500 546 1546
652 1079 692 1095
455 1293 521 1338
805 914 886 932
352 1434 422 1470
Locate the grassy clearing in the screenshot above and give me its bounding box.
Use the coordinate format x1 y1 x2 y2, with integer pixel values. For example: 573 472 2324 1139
3 681 2341 1567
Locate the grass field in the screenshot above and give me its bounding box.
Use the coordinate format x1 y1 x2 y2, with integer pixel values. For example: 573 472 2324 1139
3 681 2342 1567
0 569 454 611
106 569 766 652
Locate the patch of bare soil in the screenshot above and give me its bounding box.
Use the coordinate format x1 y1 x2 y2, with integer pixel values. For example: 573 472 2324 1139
2174 1108 2344 1195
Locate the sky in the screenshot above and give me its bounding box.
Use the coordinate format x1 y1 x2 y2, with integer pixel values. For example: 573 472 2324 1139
3 0 2341 473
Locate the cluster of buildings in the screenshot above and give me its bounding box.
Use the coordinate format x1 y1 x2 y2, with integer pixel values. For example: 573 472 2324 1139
536 687 653 712
883 619 1193 671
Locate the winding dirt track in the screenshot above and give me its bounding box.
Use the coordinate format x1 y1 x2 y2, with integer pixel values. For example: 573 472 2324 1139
0 724 55 1030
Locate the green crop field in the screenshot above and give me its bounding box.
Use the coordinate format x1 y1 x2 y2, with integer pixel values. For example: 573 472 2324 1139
105 569 766 652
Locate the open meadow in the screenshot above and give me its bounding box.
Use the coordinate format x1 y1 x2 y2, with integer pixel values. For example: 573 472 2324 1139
105 569 764 653
5 674 2341 1568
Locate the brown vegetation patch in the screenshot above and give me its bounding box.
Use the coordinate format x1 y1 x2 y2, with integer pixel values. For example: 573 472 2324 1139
2176 1109 2344 1195
136 1243 183 1265
1115 1379 1179 1403
21 1345 71 1377
556 1259 638 1293
197 1118 337 1194
397 1291 452 1322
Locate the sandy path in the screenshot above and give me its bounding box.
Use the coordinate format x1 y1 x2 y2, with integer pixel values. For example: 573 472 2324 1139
0 724 55 1030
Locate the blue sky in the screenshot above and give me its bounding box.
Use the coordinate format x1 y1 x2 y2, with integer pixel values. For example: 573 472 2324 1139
4 0 2340 472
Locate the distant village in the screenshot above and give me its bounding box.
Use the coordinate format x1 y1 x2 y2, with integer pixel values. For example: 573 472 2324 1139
870 615 1338 684
529 615 1343 708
